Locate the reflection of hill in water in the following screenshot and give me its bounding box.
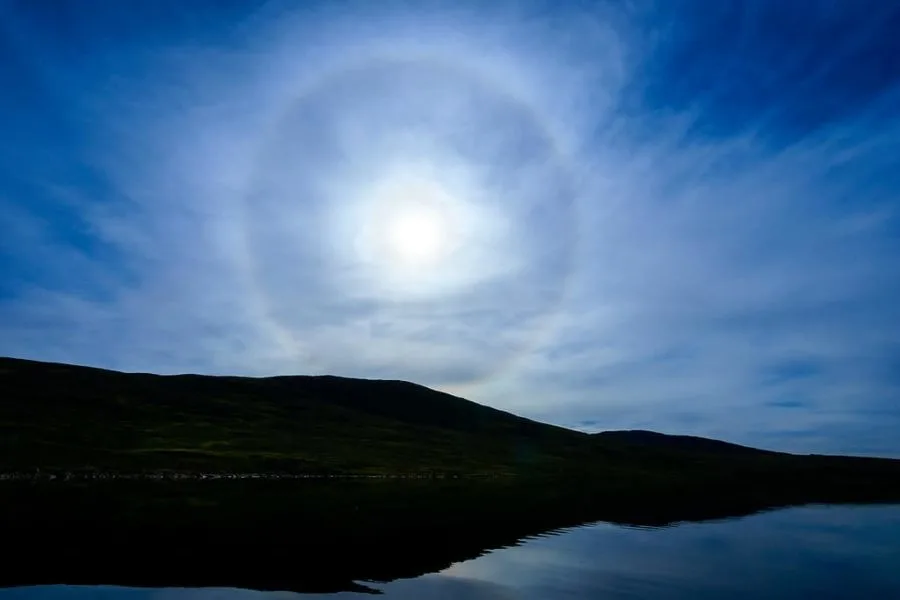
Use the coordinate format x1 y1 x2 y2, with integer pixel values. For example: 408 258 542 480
2 480 893 594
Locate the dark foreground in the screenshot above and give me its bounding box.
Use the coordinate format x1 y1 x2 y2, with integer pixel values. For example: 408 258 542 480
4 357 900 494
5 503 900 599
4 357 900 594
3 479 900 595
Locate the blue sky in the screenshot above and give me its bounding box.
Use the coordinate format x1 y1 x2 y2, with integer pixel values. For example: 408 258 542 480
1 0 898 455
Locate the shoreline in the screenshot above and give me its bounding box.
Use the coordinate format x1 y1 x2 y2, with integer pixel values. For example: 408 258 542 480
0 470 505 482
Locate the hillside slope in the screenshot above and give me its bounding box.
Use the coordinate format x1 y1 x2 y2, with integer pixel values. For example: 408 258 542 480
3 356 900 498
593 429 781 456
0 356 590 474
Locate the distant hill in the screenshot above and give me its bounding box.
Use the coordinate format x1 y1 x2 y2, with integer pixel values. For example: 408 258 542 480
593 429 780 456
2 356 900 499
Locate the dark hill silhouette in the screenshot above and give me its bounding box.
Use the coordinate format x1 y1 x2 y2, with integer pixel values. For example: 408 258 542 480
593 429 780 456
4 356 900 594
2 356 900 499
0 356 585 475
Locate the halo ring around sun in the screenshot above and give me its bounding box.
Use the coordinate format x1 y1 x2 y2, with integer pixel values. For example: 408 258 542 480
239 53 580 386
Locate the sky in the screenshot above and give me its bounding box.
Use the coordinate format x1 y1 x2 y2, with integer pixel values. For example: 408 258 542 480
1 0 899 456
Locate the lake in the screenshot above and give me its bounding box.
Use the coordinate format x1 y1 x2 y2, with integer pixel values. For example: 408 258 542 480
2 503 899 599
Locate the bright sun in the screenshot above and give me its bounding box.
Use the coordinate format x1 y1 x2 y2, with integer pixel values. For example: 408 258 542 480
359 172 459 271
336 164 510 297
385 207 446 264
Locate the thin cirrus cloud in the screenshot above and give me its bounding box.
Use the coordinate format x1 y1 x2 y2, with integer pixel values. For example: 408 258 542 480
0 0 898 455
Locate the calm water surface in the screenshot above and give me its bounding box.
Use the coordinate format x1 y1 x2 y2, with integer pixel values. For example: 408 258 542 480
4 505 899 600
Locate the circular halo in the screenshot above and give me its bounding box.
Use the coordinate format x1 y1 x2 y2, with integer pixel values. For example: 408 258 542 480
239 55 580 385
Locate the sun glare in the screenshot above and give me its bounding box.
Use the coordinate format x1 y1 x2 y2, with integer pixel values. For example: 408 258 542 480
385 208 445 264
359 172 461 272
336 164 512 298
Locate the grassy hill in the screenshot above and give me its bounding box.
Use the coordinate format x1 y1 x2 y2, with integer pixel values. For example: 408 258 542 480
0 356 590 475
3 356 900 499
593 429 780 455
4 356 900 593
